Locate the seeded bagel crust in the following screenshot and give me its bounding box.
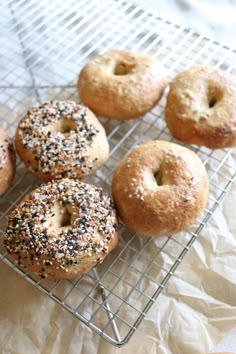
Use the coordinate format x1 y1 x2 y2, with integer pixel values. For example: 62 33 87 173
4 178 119 279
112 140 208 237
15 100 109 181
78 50 167 119
165 66 236 149
0 127 15 196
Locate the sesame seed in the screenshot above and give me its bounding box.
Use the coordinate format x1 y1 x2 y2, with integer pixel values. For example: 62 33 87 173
4 179 118 276
17 100 100 179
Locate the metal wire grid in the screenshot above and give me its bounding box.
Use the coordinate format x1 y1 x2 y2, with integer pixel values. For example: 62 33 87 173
0 0 236 346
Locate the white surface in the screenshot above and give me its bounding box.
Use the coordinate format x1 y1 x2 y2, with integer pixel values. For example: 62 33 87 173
133 0 236 48
131 1 236 352
213 327 236 352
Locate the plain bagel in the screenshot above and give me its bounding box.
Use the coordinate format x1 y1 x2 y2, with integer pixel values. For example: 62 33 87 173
4 178 119 279
77 50 167 119
15 100 109 181
165 66 236 149
112 140 209 237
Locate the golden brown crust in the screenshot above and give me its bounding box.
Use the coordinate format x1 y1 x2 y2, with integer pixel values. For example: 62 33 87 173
15 100 109 181
0 128 15 196
112 140 208 237
78 50 167 119
4 178 119 279
165 66 236 149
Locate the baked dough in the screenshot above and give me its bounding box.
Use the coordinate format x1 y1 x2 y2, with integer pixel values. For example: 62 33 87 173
4 178 119 279
78 50 167 119
15 100 109 181
165 66 236 149
112 140 208 237
0 127 15 196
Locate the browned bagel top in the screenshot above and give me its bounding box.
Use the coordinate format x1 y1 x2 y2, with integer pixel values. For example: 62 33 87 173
167 66 236 123
165 66 236 148
78 50 167 119
4 178 118 275
112 140 208 237
15 100 106 180
0 127 15 196
0 129 11 170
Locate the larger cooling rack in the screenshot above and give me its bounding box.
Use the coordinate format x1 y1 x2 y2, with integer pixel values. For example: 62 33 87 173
1 0 236 347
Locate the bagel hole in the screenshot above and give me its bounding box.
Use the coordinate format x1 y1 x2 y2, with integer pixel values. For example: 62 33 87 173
60 207 71 227
207 88 224 109
58 118 77 134
154 171 163 186
208 96 217 108
113 61 135 75
54 205 72 229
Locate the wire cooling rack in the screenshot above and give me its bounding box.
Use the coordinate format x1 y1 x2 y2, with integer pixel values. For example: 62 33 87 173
1 0 236 347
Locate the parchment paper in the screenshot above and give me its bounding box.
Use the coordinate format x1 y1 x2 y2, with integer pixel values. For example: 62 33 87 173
0 162 236 354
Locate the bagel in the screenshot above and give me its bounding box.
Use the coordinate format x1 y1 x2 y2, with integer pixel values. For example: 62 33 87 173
77 50 167 119
0 127 15 196
165 66 236 149
112 140 208 237
4 178 119 279
15 100 109 181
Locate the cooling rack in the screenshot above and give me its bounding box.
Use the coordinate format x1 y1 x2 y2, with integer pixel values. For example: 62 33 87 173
1 0 236 347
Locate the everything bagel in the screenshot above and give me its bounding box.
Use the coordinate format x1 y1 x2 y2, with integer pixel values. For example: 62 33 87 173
15 100 109 181
4 178 119 279
0 127 15 196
